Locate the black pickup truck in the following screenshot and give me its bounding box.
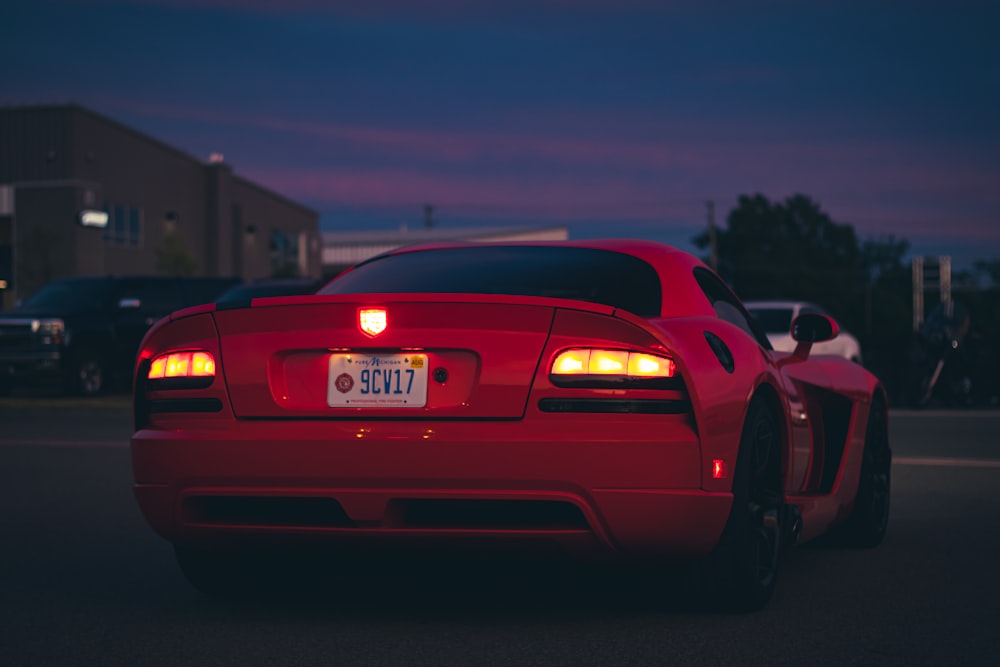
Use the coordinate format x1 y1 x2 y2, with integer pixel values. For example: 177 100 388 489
0 275 239 396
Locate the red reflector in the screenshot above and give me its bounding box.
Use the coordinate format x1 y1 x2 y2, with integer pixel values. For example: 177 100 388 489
712 459 727 479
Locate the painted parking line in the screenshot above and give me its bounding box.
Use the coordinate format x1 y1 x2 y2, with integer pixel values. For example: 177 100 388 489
0 438 128 448
894 456 1000 468
890 410 1000 418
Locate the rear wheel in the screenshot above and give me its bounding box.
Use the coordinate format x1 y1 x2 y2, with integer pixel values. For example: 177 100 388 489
698 399 784 612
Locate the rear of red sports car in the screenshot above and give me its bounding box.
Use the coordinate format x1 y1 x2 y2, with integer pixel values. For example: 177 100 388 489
130 242 792 607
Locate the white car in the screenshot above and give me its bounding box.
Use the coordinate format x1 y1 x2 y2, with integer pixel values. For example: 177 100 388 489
745 300 863 364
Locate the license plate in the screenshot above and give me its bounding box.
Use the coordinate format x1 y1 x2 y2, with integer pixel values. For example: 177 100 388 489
327 353 428 407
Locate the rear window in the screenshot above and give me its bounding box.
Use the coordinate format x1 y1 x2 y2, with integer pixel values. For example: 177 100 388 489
747 307 794 334
320 246 663 317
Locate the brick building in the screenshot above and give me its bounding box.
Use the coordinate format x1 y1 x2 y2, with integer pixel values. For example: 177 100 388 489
0 104 320 309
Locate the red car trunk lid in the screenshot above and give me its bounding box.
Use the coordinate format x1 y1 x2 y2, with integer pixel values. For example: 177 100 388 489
213 296 571 419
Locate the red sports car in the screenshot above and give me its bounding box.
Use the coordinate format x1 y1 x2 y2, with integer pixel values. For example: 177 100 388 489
130 239 891 611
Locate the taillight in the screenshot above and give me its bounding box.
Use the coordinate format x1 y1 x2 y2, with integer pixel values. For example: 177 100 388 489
147 351 216 379
551 349 675 379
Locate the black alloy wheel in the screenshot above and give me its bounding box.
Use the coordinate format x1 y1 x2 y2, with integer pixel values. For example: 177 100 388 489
748 411 783 592
699 398 784 612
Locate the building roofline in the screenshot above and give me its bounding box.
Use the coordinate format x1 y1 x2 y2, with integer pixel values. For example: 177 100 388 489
2 102 316 217
232 173 317 217
321 224 570 246
3 102 207 169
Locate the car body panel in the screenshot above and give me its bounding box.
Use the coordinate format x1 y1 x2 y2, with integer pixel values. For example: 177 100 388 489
131 239 885 569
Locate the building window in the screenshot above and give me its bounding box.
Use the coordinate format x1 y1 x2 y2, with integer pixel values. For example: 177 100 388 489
270 229 300 277
102 202 143 247
114 205 126 244
128 208 142 246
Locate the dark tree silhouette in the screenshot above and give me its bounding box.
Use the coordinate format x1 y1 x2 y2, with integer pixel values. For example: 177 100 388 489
693 193 909 337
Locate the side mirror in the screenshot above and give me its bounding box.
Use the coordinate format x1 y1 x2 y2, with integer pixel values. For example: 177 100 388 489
791 313 839 343
118 297 142 309
791 313 839 359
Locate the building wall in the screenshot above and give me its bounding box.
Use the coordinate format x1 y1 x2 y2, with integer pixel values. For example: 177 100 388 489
320 226 570 276
70 107 212 276
231 177 322 280
0 106 74 182
12 186 81 297
0 104 320 303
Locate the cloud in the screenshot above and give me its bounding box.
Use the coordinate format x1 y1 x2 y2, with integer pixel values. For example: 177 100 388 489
92 96 712 171
60 0 688 19
242 165 699 221
87 95 1000 245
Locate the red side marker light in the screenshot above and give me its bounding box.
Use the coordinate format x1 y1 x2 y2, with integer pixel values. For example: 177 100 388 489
359 308 387 337
712 459 727 479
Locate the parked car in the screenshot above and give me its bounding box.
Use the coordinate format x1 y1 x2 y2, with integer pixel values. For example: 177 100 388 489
745 300 863 364
131 240 890 611
214 278 325 305
0 275 239 396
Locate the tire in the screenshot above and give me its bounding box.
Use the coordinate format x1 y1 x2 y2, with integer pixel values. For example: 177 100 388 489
827 399 892 548
698 399 784 612
175 543 318 598
910 359 943 409
66 351 107 397
174 544 260 598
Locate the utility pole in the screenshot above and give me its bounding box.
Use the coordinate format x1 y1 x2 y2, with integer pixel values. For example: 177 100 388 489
0 184 14 309
706 199 718 272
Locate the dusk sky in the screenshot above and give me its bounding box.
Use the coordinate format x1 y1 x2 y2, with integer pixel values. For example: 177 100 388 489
4 0 998 268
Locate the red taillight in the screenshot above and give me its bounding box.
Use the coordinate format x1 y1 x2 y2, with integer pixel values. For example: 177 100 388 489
551 349 675 378
147 351 216 379
712 459 727 479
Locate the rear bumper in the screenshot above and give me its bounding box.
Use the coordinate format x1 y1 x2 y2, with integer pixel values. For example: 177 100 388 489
131 416 733 560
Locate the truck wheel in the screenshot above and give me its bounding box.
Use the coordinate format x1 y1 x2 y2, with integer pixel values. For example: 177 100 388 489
68 352 107 397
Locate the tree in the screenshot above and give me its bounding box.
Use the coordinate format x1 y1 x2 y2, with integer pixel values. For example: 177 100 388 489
692 193 911 337
16 224 60 298
693 195 862 328
155 232 199 276
972 259 1000 288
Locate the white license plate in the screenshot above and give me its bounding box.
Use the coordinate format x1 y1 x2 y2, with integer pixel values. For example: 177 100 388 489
327 353 428 407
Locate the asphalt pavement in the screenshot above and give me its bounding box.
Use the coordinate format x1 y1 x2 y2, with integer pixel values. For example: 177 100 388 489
2 400 999 666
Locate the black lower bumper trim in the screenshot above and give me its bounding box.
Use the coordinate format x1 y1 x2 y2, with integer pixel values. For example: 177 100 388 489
538 398 690 414
147 398 223 414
